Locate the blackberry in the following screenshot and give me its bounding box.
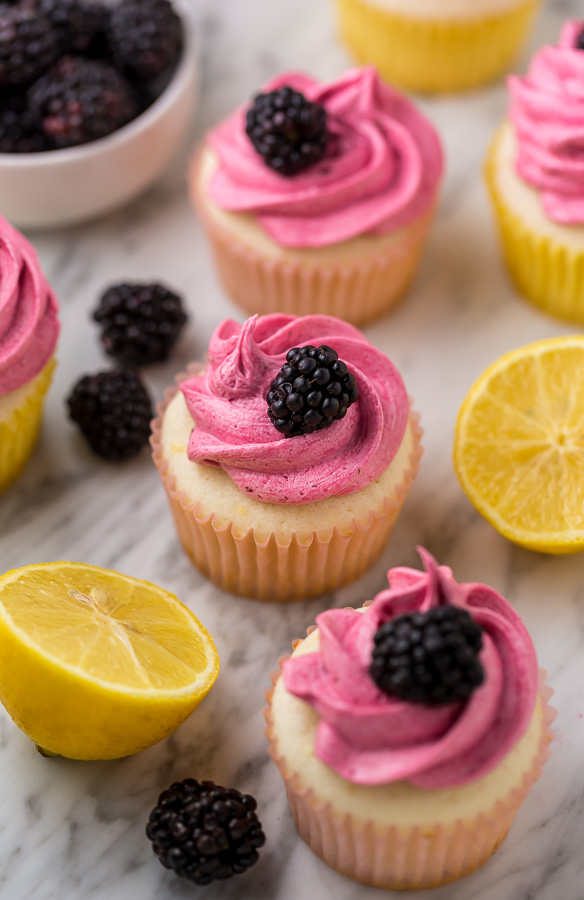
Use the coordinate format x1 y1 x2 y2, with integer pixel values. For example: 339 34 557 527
266 344 358 437
109 0 182 81
577 25 584 51
93 282 188 366
0 92 47 153
370 606 485 706
146 779 266 886
246 86 328 176
67 368 153 460
29 56 137 148
0 5 58 88
33 0 110 56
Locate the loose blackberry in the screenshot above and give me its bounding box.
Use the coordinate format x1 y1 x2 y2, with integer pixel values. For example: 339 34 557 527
0 92 48 153
93 282 188 366
67 368 153 460
266 344 358 437
33 0 110 56
109 0 183 81
29 56 137 148
370 606 485 706
246 86 328 176
0 5 58 88
146 779 266 886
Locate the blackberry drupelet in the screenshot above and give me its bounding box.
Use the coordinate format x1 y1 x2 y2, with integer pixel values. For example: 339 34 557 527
246 86 328 176
29 56 137 148
0 5 58 88
109 0 183 80
67 368 153 460
267 344 358 437
93 282 187 366
0 92 47 152
146 779 266 886
34 0 110 55
370 605 485 706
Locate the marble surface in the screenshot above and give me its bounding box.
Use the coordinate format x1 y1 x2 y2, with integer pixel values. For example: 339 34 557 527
1 1 583 898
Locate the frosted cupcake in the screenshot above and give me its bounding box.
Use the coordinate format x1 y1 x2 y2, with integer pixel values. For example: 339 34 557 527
190 67 443 327
266 550 554 888
0 216 59 493
487 21 584 323
151 313 422 602
335 0 542 93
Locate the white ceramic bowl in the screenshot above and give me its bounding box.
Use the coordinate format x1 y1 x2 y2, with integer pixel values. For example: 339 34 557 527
0 4 198 229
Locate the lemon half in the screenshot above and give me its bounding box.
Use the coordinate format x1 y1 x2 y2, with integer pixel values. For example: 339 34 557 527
0 562 219 759
454 336 584 554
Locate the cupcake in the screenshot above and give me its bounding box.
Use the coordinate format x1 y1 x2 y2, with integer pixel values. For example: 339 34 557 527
266 549 554 889
190 67 443 327
0 215 59 493
151 313 422 602
486 21 584 323
334 0 542 94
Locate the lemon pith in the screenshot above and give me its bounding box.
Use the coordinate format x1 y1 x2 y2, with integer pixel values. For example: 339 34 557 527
0 562 220 759
454 337 584 554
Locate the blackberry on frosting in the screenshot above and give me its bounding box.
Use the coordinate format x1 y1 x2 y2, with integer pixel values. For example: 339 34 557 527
245 85 328 176
266 344 358 437
370 605 484 706
576 24 584 50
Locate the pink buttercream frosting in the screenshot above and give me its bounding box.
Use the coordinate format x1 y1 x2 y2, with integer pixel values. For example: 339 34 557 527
283 549 539 788
508 20 584 225
0 215 59 397
180 313 409 504
206 67 443 248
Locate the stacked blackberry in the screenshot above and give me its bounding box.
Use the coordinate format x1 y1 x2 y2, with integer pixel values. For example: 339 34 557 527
0 0 183 152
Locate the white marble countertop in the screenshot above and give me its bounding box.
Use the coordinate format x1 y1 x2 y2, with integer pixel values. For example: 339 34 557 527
1 1 583 898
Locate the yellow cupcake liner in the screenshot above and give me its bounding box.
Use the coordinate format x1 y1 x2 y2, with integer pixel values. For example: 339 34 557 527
486 132 584 323
266 651 555 890
151 367 423 603
191 152 437 328
0 357 56 495
335 0 541 93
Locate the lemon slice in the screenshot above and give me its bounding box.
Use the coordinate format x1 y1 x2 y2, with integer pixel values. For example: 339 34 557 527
454 336 584 554
0 562 219 759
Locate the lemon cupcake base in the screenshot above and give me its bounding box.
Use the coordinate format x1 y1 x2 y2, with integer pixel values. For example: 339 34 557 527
335 0 541 93
0 357 56 495
266 624 555 889
486 124 584 323
151 369 422 603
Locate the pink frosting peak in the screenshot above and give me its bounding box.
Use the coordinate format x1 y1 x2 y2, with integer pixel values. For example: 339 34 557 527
180 314 409 504
0 215 59 397
283 549 539 788
206 67 443 247
508 20 584 225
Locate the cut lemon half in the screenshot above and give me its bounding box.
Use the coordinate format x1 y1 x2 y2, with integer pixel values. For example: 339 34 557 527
0 562 219 759
454 336 584 554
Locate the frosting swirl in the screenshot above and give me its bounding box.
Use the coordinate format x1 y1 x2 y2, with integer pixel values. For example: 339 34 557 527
283 549 538 788
206 67 443 248
508 21 584 225
181 314 409 504
0 215 59 398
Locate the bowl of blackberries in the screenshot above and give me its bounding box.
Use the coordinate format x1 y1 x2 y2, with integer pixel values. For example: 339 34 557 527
0 0 198 228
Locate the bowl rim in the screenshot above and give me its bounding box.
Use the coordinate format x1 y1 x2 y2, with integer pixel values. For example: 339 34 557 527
0 0 198 169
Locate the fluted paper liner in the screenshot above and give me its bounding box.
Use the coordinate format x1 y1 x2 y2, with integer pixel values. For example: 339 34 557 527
335 0 541 94
265 637 555 889
0 357 56 495
151 365 422 603
486 131 584 324
191 153 436 328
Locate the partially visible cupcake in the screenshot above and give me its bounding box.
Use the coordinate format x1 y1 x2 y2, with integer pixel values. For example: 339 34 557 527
190 67 443 327
266 549 554 889
151 313 422 602
0 216 59 493
487 21 584 323
334 0 542 93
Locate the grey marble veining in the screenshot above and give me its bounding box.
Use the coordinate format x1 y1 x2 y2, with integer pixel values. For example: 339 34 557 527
1 0 584 897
